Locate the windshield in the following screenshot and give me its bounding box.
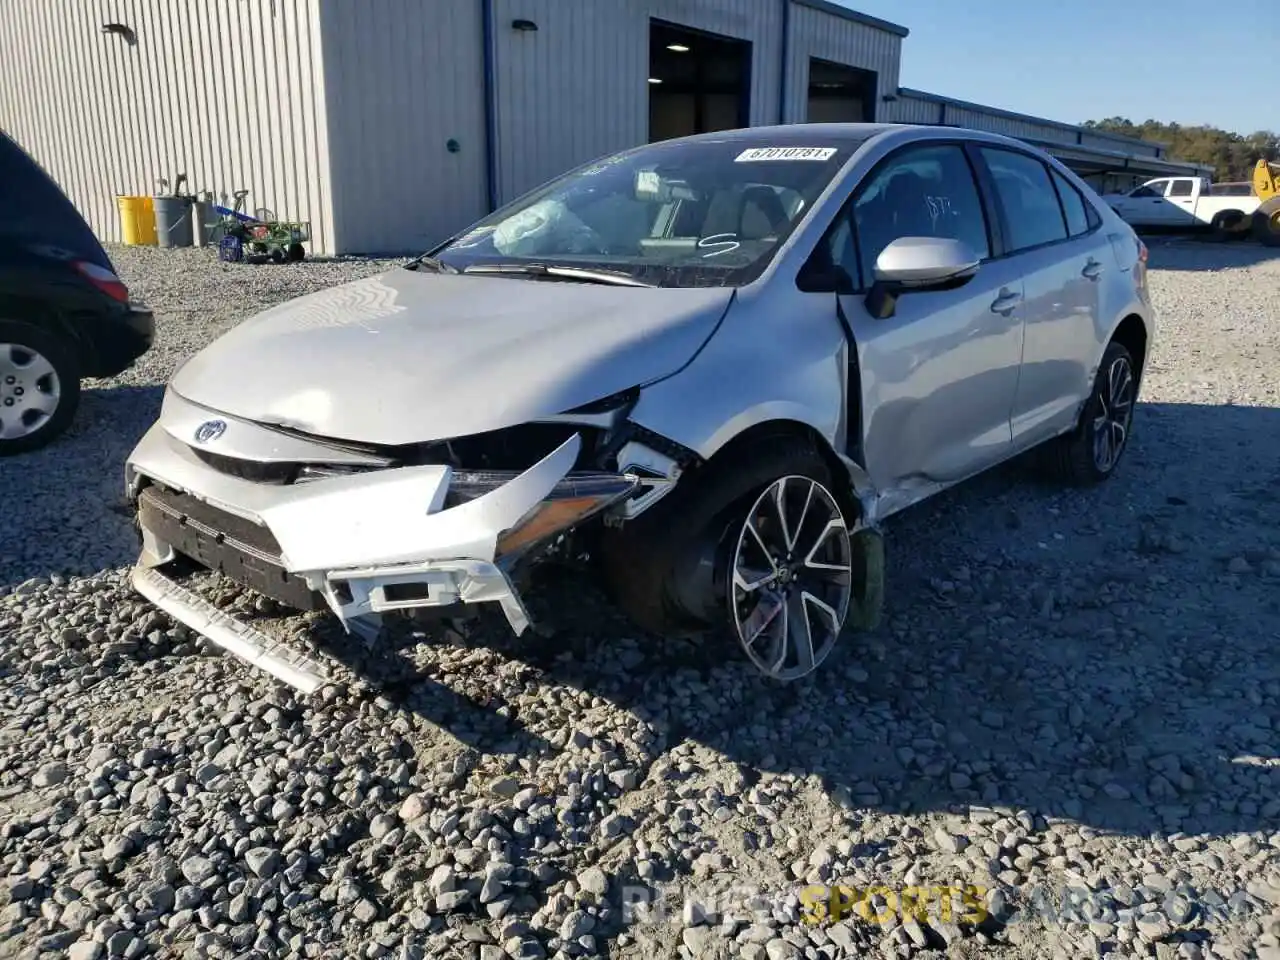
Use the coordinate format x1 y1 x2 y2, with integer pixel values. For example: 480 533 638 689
431 137 860 288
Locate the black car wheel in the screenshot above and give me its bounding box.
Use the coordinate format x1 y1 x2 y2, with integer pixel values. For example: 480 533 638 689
600 434 856 680
0 320 81 456
1041 340 1136 486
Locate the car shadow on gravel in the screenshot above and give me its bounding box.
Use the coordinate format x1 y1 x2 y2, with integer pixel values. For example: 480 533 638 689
0 384 161 591
384 399 1280 844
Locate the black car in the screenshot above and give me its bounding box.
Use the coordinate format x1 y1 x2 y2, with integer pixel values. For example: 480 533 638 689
0 131 154 455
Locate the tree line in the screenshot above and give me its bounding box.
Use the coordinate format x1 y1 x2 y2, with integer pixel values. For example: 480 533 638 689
1083 118 1279 182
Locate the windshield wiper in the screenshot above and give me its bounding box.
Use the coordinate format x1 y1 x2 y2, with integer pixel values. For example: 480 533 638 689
462 262 653 287
404 255 459 274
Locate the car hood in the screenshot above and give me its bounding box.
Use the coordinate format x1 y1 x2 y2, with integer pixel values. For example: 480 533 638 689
170 268 734 445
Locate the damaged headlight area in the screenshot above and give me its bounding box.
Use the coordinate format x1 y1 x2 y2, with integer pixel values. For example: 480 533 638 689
446 469 640 558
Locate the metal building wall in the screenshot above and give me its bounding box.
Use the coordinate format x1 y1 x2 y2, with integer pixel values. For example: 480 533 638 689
1081 132 1160 158
883 92 1165 160
490 0 786 205
0 0 333 252
783 3 902 123
318 0 487 254
880 93 940 125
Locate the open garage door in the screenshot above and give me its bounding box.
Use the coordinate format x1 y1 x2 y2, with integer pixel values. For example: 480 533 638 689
807 58 876 123
648 20 751 142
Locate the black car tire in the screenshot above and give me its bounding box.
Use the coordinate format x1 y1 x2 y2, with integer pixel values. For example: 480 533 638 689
1040 341 1136 486
1208 211 1237 242
599 433 839 639
0 319 81 456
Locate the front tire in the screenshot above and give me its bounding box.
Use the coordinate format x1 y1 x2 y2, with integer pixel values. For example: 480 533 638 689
1041 341 1136 486
0 320 81 456
599 435 855 680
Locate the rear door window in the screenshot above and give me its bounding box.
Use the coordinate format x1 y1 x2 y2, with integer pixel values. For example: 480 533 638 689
1050 170 1091 237
979 148 1069 252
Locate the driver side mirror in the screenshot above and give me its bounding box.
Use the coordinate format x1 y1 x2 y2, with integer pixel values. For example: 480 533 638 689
865 236 980 319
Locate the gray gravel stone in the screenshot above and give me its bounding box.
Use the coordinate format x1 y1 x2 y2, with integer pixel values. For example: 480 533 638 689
33 761 69 787
179 856 216 885
244 847 281 878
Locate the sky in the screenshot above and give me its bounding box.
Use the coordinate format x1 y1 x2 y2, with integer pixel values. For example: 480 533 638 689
839 0 1278 134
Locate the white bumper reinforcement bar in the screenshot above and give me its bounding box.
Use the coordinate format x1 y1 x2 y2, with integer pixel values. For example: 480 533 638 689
131 565 330 694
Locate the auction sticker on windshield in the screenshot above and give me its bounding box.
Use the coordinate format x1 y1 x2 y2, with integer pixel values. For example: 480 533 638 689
735 146 838 162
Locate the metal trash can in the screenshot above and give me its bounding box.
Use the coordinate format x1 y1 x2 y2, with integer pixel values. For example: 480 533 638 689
153 195 194 248
192 192 221 247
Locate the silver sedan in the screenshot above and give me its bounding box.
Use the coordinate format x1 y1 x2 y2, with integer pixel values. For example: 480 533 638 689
125 123 1153 692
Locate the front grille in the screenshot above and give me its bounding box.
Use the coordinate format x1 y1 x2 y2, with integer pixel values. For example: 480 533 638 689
138 485 323 611
192 449 383 486
193 449 298 484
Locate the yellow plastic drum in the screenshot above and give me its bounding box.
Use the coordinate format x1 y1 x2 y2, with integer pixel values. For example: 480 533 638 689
117 195 157 245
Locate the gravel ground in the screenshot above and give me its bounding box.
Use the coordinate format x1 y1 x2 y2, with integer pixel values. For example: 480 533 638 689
2 241 1280 960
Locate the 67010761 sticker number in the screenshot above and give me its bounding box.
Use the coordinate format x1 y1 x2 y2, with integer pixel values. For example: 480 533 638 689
735 146 838 162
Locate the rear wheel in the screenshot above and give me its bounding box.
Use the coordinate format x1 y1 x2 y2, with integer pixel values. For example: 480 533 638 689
1209 211 1242 242
1040 341 1136 486
0 320 81 456
600 435 856 680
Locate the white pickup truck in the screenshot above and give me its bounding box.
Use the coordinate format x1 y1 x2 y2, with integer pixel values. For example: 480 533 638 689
1105 176 1260 236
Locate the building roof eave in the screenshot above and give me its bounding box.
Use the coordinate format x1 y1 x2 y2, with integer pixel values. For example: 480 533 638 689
793 0 910 37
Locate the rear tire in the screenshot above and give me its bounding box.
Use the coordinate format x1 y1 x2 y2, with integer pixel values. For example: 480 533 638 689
0 320 81 457
1040 341 1136 486
599 434 857 680
1209 211 1240 242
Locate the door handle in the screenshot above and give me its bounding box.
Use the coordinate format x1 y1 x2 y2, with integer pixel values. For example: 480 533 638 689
990 288 1022 315
1082 258 1104 281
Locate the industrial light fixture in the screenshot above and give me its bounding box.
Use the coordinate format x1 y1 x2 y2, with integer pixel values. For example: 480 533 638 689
666 43 689 52
101 22 136 45
648 77 662 84
511 18 538 31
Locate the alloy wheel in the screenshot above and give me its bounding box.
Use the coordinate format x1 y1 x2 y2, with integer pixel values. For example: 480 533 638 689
730 475 853 681
1092 354 1134 473
0 343 61 441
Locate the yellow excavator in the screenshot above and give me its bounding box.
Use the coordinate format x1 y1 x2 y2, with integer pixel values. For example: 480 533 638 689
1253 158 1280 246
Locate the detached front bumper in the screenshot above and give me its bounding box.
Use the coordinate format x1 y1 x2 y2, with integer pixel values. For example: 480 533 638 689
125 407 637 691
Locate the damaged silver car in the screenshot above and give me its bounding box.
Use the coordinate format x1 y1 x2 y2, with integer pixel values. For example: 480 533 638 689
126 123 1154 692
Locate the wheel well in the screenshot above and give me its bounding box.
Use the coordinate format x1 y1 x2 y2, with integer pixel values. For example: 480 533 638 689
0 296 94 370
1111 314 1148 379
700 419 865 524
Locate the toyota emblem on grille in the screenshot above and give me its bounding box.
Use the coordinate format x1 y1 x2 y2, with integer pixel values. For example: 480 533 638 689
194 420 227 444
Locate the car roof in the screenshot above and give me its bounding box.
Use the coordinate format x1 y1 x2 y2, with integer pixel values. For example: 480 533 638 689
657 122 1052 155
669 122 901 148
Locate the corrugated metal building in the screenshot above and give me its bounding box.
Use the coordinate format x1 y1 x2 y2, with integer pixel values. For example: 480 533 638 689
880 88 1214 195
0 0 1210 256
